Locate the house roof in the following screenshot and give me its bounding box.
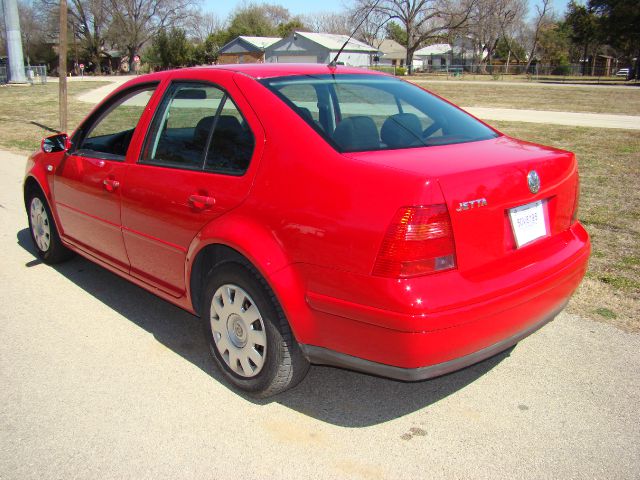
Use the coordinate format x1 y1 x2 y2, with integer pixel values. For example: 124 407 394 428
414 43 452 56
377 39 406 60
294 31 378 53
238 36 282 49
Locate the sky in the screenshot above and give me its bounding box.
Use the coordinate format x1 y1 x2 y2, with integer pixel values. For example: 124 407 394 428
202 0 575 24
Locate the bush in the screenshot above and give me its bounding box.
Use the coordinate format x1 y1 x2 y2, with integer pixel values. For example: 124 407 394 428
395 67 407 76
552 64 572 75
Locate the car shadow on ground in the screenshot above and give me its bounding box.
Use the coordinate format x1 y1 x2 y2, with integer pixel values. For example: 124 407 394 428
18 228 511 427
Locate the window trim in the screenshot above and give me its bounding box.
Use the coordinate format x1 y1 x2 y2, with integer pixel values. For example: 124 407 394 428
70 82 160 161
138 79 255 177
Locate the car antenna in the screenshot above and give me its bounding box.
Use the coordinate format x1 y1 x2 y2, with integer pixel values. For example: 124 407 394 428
328 0 381 68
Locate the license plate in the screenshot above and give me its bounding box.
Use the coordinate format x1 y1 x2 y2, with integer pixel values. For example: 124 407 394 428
509 200 548 248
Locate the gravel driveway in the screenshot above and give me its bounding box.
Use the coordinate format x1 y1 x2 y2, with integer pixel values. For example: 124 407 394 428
1 149 639 479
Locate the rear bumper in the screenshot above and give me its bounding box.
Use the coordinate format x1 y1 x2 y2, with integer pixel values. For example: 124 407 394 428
300 301 564 381
301 228 589 371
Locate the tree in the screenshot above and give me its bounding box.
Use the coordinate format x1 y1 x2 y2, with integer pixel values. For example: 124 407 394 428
277 18 306 38
565 1 600 75
352 0 477 74
18 0 51 65
537 22 571 69
186 11 223 43
385 21 407 45
466 0 527 67
222 3 308 44
495 35 525 62
107 0 196 70
193 31 224 64
589 0 640 79
524 0 551 71
148 27 192 68
37 0 111 73
303 11 352 34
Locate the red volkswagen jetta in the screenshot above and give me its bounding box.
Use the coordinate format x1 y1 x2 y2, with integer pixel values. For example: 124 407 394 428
24 64 590 396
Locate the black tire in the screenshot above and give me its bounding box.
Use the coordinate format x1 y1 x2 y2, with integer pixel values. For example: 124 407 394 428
26 189 74 264
202 261 309 397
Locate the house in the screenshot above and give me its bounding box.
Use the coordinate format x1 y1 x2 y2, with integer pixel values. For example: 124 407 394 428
266 31 378 67
413 43 453 72
217 36 282 64
413 39 478 72
376 39 407 67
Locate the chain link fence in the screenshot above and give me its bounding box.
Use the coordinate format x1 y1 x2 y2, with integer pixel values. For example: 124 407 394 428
416 63 630 79
0 65 47 85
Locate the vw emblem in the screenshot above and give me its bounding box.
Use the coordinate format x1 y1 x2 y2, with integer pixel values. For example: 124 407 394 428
527 170 540 194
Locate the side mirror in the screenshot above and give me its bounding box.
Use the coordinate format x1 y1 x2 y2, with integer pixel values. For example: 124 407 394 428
41 133 68 153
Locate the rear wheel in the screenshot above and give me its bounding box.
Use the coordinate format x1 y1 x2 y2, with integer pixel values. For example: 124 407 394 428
27 191 74 264
202 262 309 397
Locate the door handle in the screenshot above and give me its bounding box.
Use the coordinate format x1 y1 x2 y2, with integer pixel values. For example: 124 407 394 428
189 194 215 210
103 178 120 192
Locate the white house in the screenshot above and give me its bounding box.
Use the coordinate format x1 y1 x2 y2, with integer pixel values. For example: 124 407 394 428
412 43 453 71
266 32 379 67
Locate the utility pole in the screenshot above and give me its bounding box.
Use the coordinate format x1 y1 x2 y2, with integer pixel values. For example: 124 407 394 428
59 0 68 132
3 0 28 83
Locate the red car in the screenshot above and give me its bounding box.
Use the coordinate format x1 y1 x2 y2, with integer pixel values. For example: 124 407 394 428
24 64 590 396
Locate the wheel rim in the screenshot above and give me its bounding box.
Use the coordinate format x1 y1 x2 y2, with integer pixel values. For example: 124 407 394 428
30 197 51 253
210 284 267 378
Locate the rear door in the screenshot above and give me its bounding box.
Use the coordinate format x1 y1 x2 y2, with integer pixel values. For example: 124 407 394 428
53 84 158 270
120 71 264 296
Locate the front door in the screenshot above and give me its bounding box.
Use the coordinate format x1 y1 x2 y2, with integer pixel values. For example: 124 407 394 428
120 75 263 296
53 84 158 271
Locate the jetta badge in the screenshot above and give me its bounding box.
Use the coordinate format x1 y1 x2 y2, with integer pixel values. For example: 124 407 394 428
456 198 488 212
528 170 540 194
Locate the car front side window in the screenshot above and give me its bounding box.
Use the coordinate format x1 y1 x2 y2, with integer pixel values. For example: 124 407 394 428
76 86 157 159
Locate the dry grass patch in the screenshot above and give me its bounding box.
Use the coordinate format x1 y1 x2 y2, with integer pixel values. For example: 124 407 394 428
412 80 640 115
494 121 640 332
0 81 110 153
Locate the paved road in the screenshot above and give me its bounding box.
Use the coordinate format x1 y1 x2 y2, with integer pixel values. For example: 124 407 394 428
1 149 639 479
73 74 640 130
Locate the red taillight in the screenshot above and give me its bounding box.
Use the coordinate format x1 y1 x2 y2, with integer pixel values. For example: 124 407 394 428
571 175 580 224
373 205 457 278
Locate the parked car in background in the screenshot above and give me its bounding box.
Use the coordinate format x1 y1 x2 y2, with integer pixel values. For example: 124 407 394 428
24 64 590 396
616 68 630 77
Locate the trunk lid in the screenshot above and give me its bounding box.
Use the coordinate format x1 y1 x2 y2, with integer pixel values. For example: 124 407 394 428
346 136 578 273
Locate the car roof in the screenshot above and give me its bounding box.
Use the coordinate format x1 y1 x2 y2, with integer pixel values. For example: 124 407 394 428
156 63 388 80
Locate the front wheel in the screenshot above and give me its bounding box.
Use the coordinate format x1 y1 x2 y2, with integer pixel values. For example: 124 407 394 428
202 262 309 397
26 191 74 264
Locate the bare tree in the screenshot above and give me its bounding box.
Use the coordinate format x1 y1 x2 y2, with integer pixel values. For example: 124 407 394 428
107 0 197 70
465 0 527 69
349 3 390 47
524 0 551 71
186 11 223 43
353 0 477 73
38 0 111 73
303 11 352 34
19 0 48 64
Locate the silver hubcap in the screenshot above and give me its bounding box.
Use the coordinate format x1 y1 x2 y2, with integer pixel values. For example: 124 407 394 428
30 197 51 252
210 284 267 378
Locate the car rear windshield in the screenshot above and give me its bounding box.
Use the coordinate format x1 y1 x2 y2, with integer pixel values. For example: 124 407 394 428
260 74 499 153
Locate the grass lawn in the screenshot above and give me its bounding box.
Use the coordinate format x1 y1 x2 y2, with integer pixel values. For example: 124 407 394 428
0 80 637 331
0 81 109 153
412 80 640 115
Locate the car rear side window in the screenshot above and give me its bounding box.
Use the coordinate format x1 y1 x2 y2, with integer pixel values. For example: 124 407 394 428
142 82 254 175
261 74 498 153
